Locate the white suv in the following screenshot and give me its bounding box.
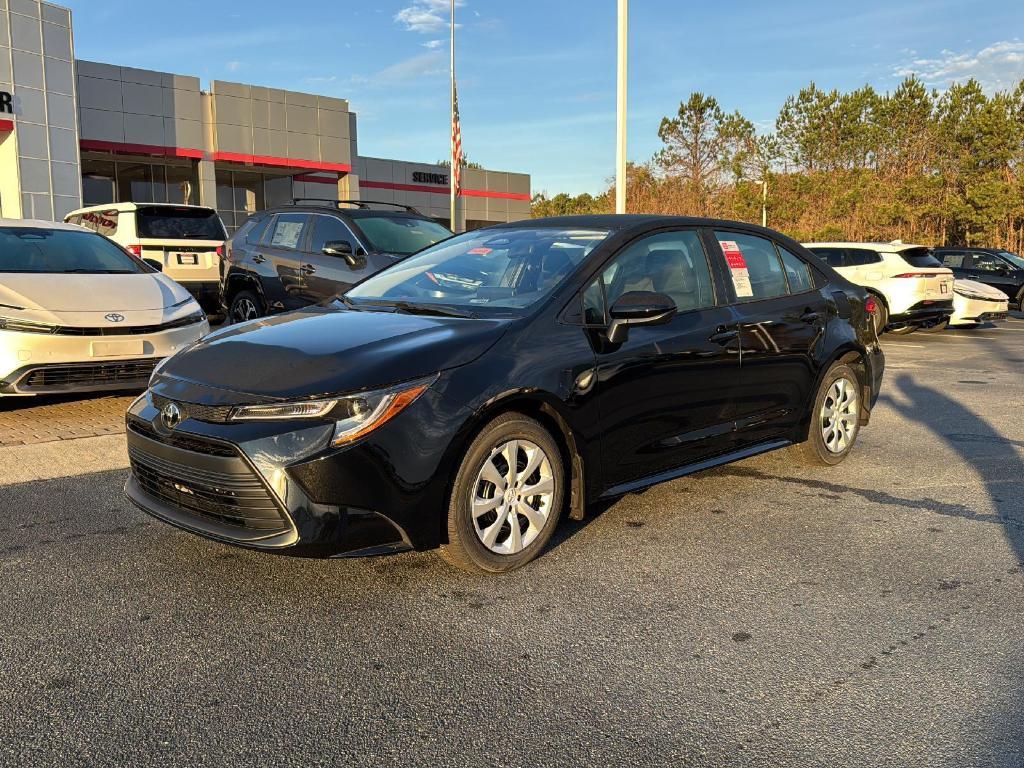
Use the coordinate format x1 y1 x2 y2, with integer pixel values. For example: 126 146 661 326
66 203 227 319
803 242 954 335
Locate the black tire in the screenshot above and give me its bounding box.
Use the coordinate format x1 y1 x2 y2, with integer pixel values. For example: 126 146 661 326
887 323 916 335
794 363 862 467
917 318 949 333
439 412 564 573
870 296 888 337
228 290 264 324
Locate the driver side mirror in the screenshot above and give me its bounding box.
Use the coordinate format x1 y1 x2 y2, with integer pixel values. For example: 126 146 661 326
606 291 677 344
323 240 366 269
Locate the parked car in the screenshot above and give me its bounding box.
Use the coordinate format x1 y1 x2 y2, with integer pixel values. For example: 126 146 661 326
932 247 1024 311
927 279 1009 331
221 199 453 323
803 242 954 335
0 219 209 397
65 203 227 318
126 215 883 572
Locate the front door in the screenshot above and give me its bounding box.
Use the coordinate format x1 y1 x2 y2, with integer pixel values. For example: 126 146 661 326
300 214 381 303
588 229 742 491
710 231 827 445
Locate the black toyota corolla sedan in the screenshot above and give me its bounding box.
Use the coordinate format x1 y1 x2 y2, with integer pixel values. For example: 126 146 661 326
125 215 884 572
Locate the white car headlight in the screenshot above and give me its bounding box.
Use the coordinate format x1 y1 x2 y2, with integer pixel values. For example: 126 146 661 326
953 286 1000 301
229 375 437 447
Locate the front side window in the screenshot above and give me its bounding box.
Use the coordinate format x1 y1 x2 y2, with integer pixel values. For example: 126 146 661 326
309 216 357 253
353 215 453 256
348 227 609 312
136 207 226 241
716 232 789 302
778 246 814 293
583 230 714 324
0 228 148 274
267 214 309 250
970 252 1006 272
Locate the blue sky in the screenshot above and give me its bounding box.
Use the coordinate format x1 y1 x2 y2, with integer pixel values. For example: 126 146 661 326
63 0 1024 195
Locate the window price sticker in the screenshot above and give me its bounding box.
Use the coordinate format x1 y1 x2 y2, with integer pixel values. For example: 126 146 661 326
719 240 753 298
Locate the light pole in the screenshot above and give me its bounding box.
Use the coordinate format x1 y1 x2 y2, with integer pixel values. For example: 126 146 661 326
615 0 627 214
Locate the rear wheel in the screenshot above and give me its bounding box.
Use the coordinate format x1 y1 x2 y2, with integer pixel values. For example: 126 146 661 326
228 290 263 324
917 318 949 333
794 363 861 467
439 412 564 573
870 296 888 337
887 323 917 335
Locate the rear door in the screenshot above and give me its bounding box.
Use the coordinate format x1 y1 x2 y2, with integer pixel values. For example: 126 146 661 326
300 214 379 303
257 213 310 310
712 230 828 445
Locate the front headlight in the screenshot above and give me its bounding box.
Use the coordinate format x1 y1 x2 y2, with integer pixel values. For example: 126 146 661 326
0 316 56 334
230 375 437 447
953 286 999 301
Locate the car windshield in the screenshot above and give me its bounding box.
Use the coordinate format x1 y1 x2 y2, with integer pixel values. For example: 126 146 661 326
0 227 149 274
347 227 610 311
136 206 226 240
354 215 453 256
997 251 1024 269
899 247 943 268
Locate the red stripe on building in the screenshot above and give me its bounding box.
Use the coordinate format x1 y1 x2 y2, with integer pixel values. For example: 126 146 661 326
79 139 203 159
293 173 341 184
213 152 352 173
360 180 530 201
0 119 14 132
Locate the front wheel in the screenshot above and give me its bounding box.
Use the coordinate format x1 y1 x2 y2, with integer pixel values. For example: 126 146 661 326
794 363 861 467
439 412 564 573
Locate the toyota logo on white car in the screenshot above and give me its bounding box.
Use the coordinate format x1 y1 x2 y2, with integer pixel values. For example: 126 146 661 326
105 313 125 323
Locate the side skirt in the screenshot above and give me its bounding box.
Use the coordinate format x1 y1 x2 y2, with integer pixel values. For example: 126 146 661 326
599 439 792 500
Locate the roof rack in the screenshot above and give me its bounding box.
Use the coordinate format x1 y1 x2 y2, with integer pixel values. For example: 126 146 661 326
291 198 422 214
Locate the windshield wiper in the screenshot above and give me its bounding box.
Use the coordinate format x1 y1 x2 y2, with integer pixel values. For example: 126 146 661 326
386 301 477 319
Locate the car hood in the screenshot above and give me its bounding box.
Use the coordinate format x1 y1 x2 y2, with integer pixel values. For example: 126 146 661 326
954 278 1008 300
0 273 196 326
154 306 511 403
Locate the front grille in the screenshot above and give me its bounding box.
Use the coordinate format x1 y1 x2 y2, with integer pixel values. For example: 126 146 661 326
21 359 157 390
151 393 234 424
128 419 237 457
2 313 205 337
129 445 288 533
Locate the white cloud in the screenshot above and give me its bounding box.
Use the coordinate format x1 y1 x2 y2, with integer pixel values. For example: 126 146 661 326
371 51 447 85
395 0 464 33
423 39 444 49
895 40 1024 92
226 61 241 72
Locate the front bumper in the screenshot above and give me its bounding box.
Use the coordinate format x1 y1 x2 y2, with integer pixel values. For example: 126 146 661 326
0 321 209 395
123 385 467 558
950 293 1009 325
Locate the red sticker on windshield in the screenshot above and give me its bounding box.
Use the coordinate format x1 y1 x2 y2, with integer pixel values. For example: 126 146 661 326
467 247 493 255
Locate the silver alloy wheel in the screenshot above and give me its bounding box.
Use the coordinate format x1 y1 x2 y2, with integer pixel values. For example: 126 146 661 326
471 439 554 555
233 297 258 322
821 376 859 453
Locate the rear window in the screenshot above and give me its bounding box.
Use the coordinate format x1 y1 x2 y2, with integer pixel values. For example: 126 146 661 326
136 206 227 241
355 215 452 256
898 247 942 268
0 227 148 274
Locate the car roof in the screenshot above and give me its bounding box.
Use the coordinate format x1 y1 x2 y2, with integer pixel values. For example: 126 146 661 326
67 202 218 215
491 214 796 238
258 205 438 221
803 241 927 251
0 218 88 232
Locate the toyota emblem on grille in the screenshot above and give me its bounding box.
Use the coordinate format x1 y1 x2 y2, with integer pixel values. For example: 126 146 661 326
105 313 125 323
161 402 183 429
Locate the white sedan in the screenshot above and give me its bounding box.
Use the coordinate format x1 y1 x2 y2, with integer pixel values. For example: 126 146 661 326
1 219 209 396
948 279 1009 328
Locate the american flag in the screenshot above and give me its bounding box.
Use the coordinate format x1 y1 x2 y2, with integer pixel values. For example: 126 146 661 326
451 80 463 195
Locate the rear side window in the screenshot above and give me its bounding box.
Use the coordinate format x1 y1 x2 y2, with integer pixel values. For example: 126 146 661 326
844 248 882 266
715 232 789 302
808 247 844 268
79 209 118 237
898 247 942 268
778 246 814 293
938 251 966 267
136 206 227 240
267 213 309 250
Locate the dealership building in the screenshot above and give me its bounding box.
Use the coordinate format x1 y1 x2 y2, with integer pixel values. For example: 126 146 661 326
0 0 531 231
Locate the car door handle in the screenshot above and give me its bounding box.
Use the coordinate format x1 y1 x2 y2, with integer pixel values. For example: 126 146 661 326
799 309 820 323
252 254 266 264
708 326 738 344
300 264 317 275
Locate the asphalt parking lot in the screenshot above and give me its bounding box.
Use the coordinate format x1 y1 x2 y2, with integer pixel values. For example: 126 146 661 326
1 316 1023 767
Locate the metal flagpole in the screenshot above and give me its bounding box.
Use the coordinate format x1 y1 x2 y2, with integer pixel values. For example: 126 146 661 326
615 0 627 214
450 0 457 232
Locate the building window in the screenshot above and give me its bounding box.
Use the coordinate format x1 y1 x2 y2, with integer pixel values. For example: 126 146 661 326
215 170 297 231
81 157 199 207
117 164 154 203
82 159 116 206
